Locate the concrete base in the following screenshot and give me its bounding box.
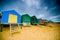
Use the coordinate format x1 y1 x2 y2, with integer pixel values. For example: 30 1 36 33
23 22 30 26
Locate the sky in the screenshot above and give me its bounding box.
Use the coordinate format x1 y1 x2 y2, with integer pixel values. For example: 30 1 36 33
0 0 60 22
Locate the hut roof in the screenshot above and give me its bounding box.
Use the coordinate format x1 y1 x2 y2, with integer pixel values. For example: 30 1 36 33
31 16 37 20
22 14 30 17
1 10 21 16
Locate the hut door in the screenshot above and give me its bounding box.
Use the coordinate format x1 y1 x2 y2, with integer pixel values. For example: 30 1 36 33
8 14 17 23
0 14 2 24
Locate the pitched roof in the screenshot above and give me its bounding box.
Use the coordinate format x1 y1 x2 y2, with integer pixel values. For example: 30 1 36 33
1 10 21 16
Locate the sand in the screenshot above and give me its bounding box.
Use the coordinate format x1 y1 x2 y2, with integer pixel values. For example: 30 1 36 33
0 23 60 40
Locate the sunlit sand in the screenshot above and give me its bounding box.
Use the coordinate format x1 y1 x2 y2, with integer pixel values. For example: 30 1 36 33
0 23 60 40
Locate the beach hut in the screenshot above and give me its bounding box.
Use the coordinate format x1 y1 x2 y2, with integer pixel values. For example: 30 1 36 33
37 18 44 25
0 10 21 33
40 18 44 25
21 14 31 26
37 19 40 25
43 19 48 25
1 10 21 24
31 16 37 25
37 18 48 25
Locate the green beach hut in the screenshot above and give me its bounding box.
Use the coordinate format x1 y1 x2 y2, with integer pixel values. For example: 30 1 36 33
31 16 37 25
21 14 31 26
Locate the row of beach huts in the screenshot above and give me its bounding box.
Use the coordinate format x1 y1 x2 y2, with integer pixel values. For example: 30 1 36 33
0 10 51 32
0 10 48 26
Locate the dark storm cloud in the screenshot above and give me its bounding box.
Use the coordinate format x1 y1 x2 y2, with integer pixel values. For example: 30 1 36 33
56 0 60 7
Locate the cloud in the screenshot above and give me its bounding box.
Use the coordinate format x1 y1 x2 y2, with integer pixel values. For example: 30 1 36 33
49 15 60 20
37 13 49 19
44 6 48 10
52 18 60 22
22 0 40 8
0 0 59 22
51 7 56 9
37 14 44 18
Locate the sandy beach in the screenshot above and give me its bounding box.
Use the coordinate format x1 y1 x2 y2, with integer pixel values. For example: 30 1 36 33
0 23 60 40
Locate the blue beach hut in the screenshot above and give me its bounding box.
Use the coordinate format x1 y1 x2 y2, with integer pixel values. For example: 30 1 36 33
0 10 21 32
1 10 21 24
37 19 40 25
